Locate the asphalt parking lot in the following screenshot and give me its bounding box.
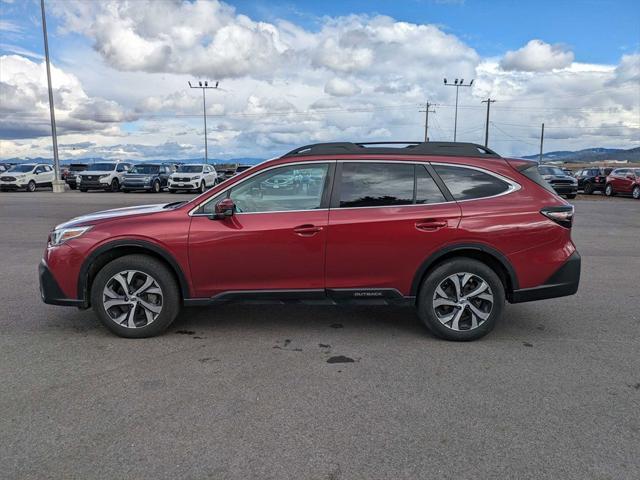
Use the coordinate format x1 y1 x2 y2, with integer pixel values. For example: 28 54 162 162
1 190 638 479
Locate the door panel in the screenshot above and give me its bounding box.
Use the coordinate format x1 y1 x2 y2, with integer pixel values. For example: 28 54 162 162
325 204 461 295
189 211 328 297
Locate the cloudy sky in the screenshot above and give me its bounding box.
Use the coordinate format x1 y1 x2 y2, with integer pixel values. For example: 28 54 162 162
0 0 638 161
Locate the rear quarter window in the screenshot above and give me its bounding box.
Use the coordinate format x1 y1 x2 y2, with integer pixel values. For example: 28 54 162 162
432 165 511 200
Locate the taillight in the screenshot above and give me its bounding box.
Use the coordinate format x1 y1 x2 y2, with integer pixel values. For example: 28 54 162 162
541 205 574 229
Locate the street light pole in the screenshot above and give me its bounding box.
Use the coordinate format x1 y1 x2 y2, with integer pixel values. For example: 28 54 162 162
188 80 219 165
444 78 474 142
40 0 64 192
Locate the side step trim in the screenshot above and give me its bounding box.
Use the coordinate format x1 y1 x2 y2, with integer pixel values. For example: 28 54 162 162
183 288 415 307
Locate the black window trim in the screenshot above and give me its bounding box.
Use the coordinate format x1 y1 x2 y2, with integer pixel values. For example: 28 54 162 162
189 160 336 216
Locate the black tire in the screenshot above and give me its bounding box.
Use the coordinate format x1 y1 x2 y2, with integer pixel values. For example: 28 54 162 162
633 186 640 200
90 254 180 338
108 178 119 192
27 180 36 192
151 180 160 193
198 181 205 193
417 258 505 341
80 188 88 193
583 183 594 194
565 193 576 199
605 184 614 197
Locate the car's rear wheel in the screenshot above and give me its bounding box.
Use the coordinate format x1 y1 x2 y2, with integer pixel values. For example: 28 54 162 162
27 180 36 192
91 254 180 338
417 258 505 341
633 186 640 199
583 183 593 194
605 184 614 196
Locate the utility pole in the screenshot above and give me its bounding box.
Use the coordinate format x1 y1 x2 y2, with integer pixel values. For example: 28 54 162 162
444 77 473 142
419 102 436 142
481 98 496 147
40 0 63 193
188 80 219 164
539 123 545 163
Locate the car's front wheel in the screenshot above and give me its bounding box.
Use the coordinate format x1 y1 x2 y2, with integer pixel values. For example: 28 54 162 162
198 181 205 193
109 178 119 192
27 180 36 192
605 184 615 196
633 186 640 199
91 254 180 338
417 258 505 341
583 182 594 194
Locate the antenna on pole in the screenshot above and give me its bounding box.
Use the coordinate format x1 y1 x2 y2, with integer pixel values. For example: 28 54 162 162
419 102 436 142
481 98 496 147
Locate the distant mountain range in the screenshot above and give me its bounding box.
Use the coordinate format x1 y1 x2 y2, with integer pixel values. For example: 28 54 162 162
522 146 640 163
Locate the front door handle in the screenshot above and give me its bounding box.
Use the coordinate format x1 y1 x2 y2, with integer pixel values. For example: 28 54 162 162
294 224 323 236
415 219 448 231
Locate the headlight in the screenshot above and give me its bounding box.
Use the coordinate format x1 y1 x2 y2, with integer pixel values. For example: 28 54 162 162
143 176 151 182
543 175 553 181
49 226 92 246
192 175 201 180
99 174 110 178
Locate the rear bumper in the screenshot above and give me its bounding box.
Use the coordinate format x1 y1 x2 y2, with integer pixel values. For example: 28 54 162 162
510 251 581 303
39 260 83 307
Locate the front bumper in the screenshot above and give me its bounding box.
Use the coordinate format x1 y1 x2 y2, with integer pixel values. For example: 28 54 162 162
551 184 578 195
0 182 25 190
510 251 581 303
169 181 199 190
78 180 110 189
123 181 153 190
38 260 84 307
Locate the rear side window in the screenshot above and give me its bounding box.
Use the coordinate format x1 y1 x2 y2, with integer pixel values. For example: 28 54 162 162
339 163 414 207
433 165 511 200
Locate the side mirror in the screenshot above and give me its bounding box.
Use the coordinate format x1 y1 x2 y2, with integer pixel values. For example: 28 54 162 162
212 198 236 220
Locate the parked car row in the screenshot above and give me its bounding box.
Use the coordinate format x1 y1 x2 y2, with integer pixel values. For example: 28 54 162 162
537 164 640 200
0 162 254 193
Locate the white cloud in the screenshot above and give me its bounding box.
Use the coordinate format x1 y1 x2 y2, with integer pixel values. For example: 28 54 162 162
0 55 132 139
500 40 574 72
324 78 361 97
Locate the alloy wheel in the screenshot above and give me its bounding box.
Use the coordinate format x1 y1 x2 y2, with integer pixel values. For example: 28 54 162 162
633 186 640 199
432 272 494 331
102 270 163 328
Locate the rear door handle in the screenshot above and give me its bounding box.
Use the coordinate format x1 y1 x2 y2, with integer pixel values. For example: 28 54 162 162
294 224 323 236
415 219 448 231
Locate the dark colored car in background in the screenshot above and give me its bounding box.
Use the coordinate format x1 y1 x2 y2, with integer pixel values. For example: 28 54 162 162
575 167 613 194
40 141 580 341
64 163 89 190
219 164 253 182
122 163 174 193
538 165 578 199
605 168 640 199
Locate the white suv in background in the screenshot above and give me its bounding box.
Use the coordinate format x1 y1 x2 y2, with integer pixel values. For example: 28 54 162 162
0 163 55 192
77 161 132 192
168 163 218 193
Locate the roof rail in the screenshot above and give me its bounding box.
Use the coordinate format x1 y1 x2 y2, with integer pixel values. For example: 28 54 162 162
281 141 501 158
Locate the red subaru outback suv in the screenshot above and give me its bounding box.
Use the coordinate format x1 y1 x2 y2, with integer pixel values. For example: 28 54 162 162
39 142 580 341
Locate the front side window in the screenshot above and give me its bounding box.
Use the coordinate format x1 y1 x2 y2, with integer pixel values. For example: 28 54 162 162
339 163 414 208
433 165 511 201
201 163 329 214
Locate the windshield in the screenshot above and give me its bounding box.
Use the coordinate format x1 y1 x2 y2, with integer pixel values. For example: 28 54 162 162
89 163 116 171
176 165 203 173
539 166 565 176
69 164 87 171
130 165 160 174
8 164 36 173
